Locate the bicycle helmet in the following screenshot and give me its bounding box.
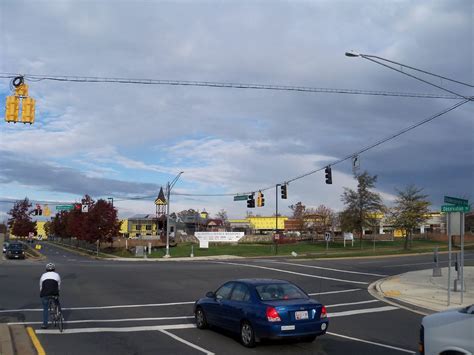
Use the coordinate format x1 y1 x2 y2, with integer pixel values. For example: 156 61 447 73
46 263 55 271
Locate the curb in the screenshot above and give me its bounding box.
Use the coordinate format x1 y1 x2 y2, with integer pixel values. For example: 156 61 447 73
0 324 14 355
0 325 36 355
368 278 433 316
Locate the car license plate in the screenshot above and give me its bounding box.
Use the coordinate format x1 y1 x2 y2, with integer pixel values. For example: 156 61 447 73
295 311 308 320
281 325 295 331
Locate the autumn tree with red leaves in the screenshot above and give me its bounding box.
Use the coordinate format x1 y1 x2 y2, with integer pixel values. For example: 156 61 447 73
7 198 36 238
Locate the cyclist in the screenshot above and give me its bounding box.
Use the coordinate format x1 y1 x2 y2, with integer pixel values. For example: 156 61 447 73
39 263 61 329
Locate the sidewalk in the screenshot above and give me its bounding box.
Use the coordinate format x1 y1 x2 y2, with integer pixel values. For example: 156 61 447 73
375 266 474 313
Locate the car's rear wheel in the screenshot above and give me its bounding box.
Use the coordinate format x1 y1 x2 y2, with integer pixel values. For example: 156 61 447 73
240 321 256 348
195 307 208 329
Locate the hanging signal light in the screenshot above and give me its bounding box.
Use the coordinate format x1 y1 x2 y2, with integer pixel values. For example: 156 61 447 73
325 166 332 184
247 194 255 208
281 184 288 199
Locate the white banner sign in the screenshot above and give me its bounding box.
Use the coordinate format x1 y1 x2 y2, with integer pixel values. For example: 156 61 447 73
195 232 244 243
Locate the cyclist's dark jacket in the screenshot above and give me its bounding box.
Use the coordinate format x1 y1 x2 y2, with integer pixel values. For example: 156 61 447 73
39 271 61 297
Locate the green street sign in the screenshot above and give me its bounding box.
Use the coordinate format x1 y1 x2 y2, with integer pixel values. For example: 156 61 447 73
444 196 468 206
233 195 249 201
56 204 74 211
441 205 470 213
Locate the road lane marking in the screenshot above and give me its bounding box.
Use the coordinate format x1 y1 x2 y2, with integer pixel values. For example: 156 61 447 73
328 306 398 318
0 301 195 313
9 316 194 326
27 327 46 355
30 306 397 331
308 288 363 296
158 328 214 355
36 323 196 334
327 331 415 354
325 300 380 308
269 261 387 277
212 261 368 285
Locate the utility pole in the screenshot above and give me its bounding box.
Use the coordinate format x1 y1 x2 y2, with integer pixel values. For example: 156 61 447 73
164 172 184 258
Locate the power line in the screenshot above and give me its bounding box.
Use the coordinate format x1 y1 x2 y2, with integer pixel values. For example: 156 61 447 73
0 72 460 100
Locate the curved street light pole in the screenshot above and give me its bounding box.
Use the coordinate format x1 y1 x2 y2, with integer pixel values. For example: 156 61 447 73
164 171 184 258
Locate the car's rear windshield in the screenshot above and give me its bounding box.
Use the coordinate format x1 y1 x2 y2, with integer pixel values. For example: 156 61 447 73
9 244 23 250
256 283 308 301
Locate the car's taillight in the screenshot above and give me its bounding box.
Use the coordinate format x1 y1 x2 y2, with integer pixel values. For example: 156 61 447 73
266 307 281 322
320 306 327 319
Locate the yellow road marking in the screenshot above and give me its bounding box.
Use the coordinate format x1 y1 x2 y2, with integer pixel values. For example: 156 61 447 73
26 326 46 355
384 290 402 297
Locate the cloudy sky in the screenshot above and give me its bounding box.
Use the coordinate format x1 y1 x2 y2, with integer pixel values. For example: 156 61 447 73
0 0 472 220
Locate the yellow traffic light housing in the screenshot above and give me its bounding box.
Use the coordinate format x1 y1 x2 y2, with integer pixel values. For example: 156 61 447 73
5 96 20 123
21 97 36 124
15 83 29 97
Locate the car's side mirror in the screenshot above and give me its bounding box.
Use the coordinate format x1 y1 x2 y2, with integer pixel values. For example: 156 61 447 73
206 291 216 298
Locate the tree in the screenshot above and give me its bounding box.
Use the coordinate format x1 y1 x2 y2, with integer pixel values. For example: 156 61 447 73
340 171 385 248
82 197 121 245
51 211 69 239
7 198 36 238
216 209 229 230
305 205 336 235
289 202 306 231
390 185 431 250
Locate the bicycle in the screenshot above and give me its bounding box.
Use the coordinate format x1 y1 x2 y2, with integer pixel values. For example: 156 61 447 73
47 296 64 332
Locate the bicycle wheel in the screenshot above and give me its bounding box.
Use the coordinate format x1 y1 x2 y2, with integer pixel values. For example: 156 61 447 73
58 310 64 333
48 300 56 327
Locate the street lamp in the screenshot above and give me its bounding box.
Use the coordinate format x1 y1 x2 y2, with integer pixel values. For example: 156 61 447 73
164 171 184 258
344 50 471 100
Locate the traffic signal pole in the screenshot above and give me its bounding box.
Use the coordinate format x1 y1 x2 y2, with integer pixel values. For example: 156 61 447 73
275 184 280 255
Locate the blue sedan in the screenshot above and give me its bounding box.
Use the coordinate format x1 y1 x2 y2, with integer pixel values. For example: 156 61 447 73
194 278 328 347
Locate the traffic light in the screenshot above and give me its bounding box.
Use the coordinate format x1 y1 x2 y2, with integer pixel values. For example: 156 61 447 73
21 97 35 124
5 96 20 123
38 208 42 216
325 166 332 184
247 194 255 208
34 208 38 216
256 191 265 207
281 184 287 199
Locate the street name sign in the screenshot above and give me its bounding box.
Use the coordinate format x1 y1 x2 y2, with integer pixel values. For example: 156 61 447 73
441 205 470 213
56 204 73 211
444 196 468 206
233 195 249 201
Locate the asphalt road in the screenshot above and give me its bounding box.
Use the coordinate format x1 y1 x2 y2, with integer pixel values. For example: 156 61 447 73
1 242 473 355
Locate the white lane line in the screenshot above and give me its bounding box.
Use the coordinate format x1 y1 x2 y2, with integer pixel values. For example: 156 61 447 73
328 306 398 318
36 323 196 334
158 328 214 355
327 332 415 354
269 261 387 277
326 300 380 308
29 306 396 330
0 301 195 313
308 288 363 296
213 261 368 285
8 316 194 326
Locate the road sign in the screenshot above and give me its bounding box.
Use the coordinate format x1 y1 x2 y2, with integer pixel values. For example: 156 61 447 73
233 195 249 201
441 205 470 213
444 196 468 206
81 204 89 213
56 204 73 211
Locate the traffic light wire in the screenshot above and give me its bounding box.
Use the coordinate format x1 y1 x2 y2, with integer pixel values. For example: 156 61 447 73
0 72 461 100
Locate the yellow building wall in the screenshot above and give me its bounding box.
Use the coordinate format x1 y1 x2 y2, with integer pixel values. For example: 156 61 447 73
248 216 287 230
120 219 128 234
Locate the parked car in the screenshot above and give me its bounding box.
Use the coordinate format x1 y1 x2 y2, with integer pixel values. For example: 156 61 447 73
419 304 474 355
5 243 26 259
2 242 9 253
194 279 328 347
